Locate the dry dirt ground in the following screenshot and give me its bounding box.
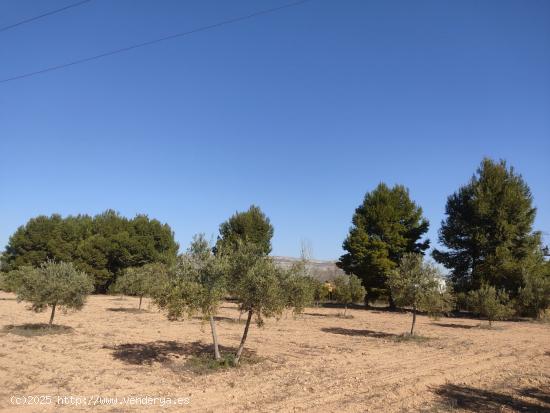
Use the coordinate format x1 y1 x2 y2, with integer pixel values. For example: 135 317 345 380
0 292 549 413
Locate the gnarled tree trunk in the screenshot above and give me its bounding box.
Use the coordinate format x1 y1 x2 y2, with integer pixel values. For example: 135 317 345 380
209 315 221 360
410 305 417 335
235 310 253 365
49 303 57 326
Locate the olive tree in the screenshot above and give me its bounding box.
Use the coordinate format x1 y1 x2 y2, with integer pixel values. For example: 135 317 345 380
280 260 316 315
226 246 287 365
387 253 448 335
467 284 514 327
112 263 168 309
154 234 228 360
332 274 366 316
214 206 313 365
16 260 93 326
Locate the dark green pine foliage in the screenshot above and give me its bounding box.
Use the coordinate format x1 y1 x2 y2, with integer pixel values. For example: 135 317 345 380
337 183 430 305
433 158 542 296
215 205 274 256
2 210 178 292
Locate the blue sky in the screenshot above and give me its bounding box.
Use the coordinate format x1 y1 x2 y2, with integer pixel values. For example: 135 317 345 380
1 0 549 260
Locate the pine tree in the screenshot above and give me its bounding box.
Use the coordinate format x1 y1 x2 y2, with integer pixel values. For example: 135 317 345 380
338 183 429 307
433 158 542 296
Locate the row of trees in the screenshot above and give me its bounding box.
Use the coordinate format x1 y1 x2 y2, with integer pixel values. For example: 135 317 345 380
1 207 323 364
1 210 178 293
338 158 549 318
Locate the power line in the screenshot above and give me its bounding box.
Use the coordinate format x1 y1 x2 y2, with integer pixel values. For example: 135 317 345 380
0 0 312 84
0 0 93 33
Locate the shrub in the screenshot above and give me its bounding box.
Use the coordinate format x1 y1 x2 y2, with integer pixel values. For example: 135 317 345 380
332 274 366 315
467 284 514 327
421 285 455 320
15 261 93 326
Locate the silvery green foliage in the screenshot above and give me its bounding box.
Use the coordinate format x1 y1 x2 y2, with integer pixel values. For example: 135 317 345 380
333 274 366 308
16 260 93 312
112 262 168 298
280 260 316 315
387 253 442 310
155 234 227 320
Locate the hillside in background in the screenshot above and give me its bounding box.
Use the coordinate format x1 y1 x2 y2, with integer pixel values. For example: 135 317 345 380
273 256 344 281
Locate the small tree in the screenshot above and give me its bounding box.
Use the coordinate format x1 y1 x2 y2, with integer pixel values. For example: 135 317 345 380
387 253 446 335
154 234 227 360
312 279 330 306
16 260 93 326
280 260 316 315
229 252 285 365
112 263 168 309
332 274 366 316
467 284 514 327
219 242 312 365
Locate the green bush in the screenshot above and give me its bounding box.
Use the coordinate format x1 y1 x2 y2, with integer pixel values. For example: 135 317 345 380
467 284 514 327
332 274 366 315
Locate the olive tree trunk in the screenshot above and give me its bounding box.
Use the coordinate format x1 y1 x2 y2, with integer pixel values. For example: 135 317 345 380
234 310 253 365
49 303 57 326
138 295 143 309
209 315 221 360
410 305 417 335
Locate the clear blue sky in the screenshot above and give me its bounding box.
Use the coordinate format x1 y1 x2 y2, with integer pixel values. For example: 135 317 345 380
1 0 549 260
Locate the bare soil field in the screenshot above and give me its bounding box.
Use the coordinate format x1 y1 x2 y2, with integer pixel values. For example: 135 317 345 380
0 292 548 412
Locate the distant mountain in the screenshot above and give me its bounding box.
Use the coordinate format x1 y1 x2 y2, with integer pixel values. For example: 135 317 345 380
272 256 344 282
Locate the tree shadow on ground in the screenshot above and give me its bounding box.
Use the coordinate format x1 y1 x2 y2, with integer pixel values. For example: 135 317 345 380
433 383 549 412
304 312 354 318
321 327 398 338
432 322 477 330
105 340 257 366
190 315 246 324
1 323 73 337
106 308 147 313
303 312 332 317
518 388 550 405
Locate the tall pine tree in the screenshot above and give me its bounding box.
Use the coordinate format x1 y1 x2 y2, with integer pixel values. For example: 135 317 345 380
433 158 542 295
338 183 429 306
